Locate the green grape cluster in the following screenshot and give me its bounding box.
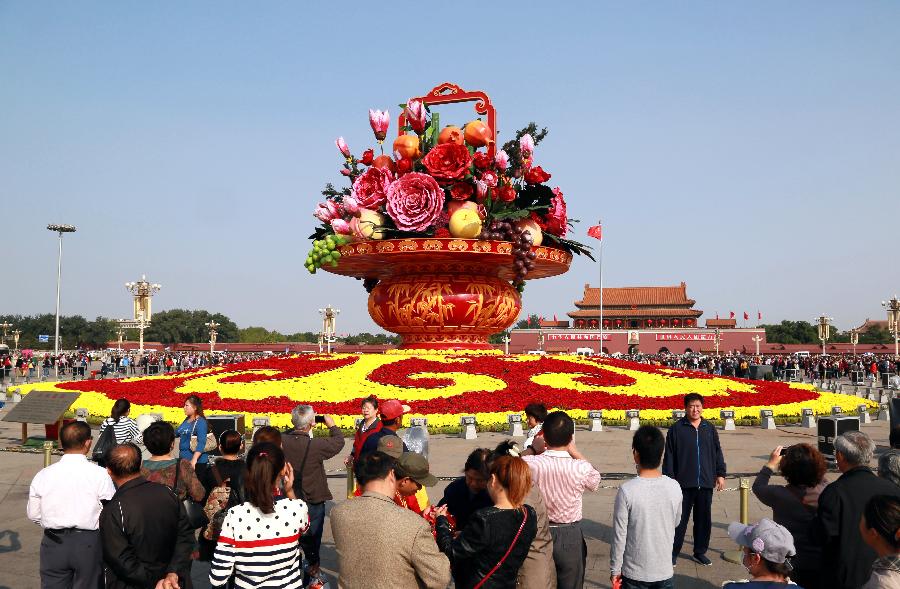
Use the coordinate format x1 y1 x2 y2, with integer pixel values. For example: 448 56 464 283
305 234 349 274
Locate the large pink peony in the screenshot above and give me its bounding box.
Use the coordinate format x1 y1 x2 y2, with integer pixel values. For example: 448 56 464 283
545 186 568 237
385 172 444 232
352 166 394 209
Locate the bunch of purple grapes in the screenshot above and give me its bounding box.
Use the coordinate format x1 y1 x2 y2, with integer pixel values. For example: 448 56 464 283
479 220 537 286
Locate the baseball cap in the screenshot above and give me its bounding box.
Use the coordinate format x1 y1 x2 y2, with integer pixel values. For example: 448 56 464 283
395 452 438 487
727 519 796 565
376 435 404 459
380 399 411 421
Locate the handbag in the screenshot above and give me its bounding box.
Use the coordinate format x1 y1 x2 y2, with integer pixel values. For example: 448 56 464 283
188 418 216 454
92 421 116 466
173 458 208 529
472 507 529 589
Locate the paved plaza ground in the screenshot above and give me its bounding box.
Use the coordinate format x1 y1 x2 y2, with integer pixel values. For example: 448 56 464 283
0 389 893 589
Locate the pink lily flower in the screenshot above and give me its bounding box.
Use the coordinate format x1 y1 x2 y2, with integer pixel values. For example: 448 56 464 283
494 149 510 170
335 136 351 158
313 202 339 223
341 196 360 216
369 109 390 142
519 134 534 155
405 99 428 134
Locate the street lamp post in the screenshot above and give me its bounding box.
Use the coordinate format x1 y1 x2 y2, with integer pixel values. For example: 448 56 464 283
12 330 21 355
714 328 721 357
884 297 900 360
318 306 340 354
0 322 11 344
205 321 220 354
752 334 762 357
816 314 833 356
502 333 511 355
123 275 161 354
47 224 76 379
850 328 859 356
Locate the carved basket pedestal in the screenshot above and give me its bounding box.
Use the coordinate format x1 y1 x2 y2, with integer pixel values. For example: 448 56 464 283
324 238 571 350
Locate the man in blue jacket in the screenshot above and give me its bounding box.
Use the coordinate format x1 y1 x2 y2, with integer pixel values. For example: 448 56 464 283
663 393 727 566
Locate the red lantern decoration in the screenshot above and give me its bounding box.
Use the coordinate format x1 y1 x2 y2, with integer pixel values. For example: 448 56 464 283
673 319 681 327
646 319 653 327
660 319 668 327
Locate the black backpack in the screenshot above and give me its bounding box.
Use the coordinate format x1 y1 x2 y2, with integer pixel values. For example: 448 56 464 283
92 421 116 466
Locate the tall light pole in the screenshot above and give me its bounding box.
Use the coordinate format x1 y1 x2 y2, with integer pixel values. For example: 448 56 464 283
884 296 900 360
12 330 21 355
816 314 833 356
850 328 859 356
0 322 11 344
47 224 76 378
714 328 721 357
752 334 762 356
123 275 161 354
318 306 340 354
205 321 220 354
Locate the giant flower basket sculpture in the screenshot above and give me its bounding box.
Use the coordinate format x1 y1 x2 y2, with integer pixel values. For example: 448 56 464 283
306 83 592 350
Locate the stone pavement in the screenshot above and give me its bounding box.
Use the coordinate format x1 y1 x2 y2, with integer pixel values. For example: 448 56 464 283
0 404 892 589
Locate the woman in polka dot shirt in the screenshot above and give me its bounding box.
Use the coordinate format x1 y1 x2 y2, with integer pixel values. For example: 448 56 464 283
209 442 310 588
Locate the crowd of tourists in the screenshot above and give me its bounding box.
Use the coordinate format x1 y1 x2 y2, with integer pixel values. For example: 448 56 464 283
26 390 900 589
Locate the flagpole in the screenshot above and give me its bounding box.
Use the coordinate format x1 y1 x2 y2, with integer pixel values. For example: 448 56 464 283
598 221 603 355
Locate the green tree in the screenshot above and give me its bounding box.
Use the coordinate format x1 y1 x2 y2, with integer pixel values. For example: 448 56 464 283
143 309 239 344
515 314 542 329
762 321 819 344
239 326 286 343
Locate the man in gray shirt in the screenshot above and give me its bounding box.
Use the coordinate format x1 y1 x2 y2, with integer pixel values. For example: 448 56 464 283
611 425 683 589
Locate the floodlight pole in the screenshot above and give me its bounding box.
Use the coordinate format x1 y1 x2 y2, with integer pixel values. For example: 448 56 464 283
47 224 76 379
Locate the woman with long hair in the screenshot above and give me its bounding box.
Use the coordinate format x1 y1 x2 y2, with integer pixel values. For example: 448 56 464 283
175 394 209 474
98 399 142 444
861 495 900 588
209 442 309 588
435 455 538 589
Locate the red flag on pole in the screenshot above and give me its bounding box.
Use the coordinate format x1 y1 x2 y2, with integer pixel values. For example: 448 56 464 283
553 314 558 322
716 313 719 320
758 310 762 321
729 311 735 319
744 312 749 321
587 224 602 240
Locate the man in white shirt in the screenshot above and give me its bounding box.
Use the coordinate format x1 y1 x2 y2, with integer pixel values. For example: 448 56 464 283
28 421 116 588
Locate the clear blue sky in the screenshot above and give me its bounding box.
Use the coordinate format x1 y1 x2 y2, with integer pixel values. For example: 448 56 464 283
2 2 898 334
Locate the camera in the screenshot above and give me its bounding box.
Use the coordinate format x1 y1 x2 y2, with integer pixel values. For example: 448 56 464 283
314 415 326 424
779 446 790 456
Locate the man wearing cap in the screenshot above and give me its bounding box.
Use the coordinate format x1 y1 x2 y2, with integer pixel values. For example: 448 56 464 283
723 519 797 587
358 399 411 458
394 451 437 516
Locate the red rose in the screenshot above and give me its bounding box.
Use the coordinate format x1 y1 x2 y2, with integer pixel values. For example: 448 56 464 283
544 187 567 237
351 166 393 209
480 170 498 187
472 151 493 170
524 165 551 184
449 182 474 201
422 143 472 183
497 185 516 202
396 158 413 174
359 149 374 166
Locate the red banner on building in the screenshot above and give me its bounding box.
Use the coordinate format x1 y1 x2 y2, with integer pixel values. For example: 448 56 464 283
655 333 716 341
547 333 612 341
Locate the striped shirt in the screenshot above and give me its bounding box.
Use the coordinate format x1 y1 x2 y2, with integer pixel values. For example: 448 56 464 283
210 498 310 588
522 450 601 523
98 417 142 444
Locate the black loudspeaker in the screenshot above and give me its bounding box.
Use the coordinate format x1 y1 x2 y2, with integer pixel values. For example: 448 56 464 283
206 415 246 455
817 416 860 458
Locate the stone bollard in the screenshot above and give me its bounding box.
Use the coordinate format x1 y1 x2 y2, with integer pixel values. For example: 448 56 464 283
720 410 736 431
252 417 270 438
760 409 776 430
858 405 872 424
831 406 843 417
626 409 640 431
588 410 603 432
459 416 477 440
75 408 89 422
672 409 686 422
801 408 816 428
405 418 430 457
879 403 891 422
881 392 893 405
507 414 524 437
11 389 21 403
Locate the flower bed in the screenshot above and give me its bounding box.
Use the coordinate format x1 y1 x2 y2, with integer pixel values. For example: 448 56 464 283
9 354 872 430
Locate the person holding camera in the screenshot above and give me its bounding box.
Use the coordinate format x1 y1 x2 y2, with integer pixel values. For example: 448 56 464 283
752 444 829 589
282 404 345 582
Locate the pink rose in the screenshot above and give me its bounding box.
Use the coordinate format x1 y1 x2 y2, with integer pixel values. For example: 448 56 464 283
481 170 498 187
313 201 340 223
545 186 567 237
352 166 394 209
330 219 351 234
341 196 360 215
385 172 444 232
